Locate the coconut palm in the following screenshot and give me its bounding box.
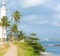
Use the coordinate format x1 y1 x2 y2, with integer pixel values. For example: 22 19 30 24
11 24 18 33
10 23 18 42
0 16 10 42
12 10 21 23
11 10 21 41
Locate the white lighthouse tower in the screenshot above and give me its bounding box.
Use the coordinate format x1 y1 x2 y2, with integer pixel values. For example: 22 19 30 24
1 2 7 18
0 2 7 42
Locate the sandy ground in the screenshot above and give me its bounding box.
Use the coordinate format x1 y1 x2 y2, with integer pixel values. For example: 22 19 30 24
3 43 17 56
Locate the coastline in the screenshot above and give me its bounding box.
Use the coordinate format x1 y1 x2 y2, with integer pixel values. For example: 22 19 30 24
40 52 54 56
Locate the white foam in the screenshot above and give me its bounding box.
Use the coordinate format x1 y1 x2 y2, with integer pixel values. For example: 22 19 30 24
40 52 54 56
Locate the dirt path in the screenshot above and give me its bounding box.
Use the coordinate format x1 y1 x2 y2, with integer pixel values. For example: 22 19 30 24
3 43 17 56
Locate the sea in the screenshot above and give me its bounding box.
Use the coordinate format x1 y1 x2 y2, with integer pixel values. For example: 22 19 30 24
39 41 60 56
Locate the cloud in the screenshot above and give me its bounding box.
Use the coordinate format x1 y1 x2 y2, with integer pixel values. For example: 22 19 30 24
21 0 48 8
46 1 60 12
23 15 37 21
23 15 49 25
50 4 60 12
36 20 48 24
7 1 20 10
52 21 60 26
54 4 60 12
55 14 60 20
51 14 60 21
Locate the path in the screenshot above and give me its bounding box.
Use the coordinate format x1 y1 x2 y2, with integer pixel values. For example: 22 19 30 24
3 43 17 56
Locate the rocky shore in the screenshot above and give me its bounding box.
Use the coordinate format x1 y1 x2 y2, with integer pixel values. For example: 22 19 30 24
53 44 60 46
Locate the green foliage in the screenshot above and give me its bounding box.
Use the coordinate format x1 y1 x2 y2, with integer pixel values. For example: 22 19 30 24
14 40 45 56
13 10 21 23
24 34 45 56
17 31 25 41
0 16 10 27
11 24 18 33
14 42 34 56
0 16 10 42
27 41 45 53
31 33 36 36
7 10 21 41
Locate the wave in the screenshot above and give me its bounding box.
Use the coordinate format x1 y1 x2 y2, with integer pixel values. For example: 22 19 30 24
40 52 60 56
42 44 54 46
40 52 54 56
48 44 54 46
45 44 60 46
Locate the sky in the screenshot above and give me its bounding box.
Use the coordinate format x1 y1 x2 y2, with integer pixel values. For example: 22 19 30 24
0 0 60 40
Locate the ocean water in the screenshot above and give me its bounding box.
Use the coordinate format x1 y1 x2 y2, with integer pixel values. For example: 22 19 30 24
40 41 60 56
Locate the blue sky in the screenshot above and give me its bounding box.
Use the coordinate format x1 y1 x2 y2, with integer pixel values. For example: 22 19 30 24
0 0 60 40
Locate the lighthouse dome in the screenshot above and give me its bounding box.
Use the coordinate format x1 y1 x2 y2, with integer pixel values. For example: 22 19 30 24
1 2 6 9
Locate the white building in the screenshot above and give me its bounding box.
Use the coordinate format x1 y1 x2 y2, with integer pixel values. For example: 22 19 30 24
0 2 7 42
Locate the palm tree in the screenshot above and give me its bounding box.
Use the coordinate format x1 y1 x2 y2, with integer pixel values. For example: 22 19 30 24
17 31 25 41
10 23 18 42
11 10 21 42
12 10 21 23
0 16 10 42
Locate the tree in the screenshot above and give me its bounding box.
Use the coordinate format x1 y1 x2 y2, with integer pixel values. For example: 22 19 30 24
27 33 45 54
31 33 36 37
30 33 37 42
10 10 21 41
17 31 25 41
12 10 21 23
10 23 18 42
7 32 13 41
0 16 10 42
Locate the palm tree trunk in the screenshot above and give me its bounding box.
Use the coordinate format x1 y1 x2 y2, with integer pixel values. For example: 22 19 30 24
13 36 14 42
5 27 7 42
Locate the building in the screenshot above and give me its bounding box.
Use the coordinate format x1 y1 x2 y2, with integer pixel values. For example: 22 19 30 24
0 2 7 42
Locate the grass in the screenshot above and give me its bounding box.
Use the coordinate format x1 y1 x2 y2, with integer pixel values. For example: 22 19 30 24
0 48 8 56
14 42 36 56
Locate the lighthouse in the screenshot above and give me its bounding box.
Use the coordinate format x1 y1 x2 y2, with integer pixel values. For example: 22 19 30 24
0 2 7 42
1 2 7 18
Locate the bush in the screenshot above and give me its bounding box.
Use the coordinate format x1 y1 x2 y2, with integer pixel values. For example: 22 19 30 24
14 40 45 56
14 42 34 56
